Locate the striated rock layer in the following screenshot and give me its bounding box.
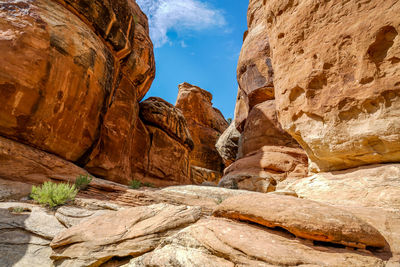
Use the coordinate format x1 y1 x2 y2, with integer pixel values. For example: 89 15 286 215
264 0 400 172
176 82 229 184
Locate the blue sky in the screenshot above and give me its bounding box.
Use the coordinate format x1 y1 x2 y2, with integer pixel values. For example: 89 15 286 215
137 0 249 119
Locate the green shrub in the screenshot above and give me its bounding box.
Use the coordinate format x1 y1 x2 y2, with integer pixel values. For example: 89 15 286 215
129 179 142 189
75 174 93 191
11 207 25 213
30 182 78 208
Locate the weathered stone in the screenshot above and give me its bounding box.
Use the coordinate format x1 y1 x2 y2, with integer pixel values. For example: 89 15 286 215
190 166 221 185
264 0 400 171
126 218 385 267
0 0 155 184
51 204 201 266
288 164 400 210
0 178 32 201
219 146 308 192
144 125 191 186
55 206 110 228
237 0 274 108
159 185 250 212
84 76 140 184
0 0 114 161
140 97 194 150
213 193 386 249
215 122 240 167
237 100 301 158
176 82 229 178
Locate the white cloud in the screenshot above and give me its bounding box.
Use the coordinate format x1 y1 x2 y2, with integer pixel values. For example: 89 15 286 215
137 0 226 47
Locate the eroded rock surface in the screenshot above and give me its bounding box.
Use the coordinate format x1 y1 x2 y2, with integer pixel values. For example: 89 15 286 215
264 0 400 172
176 82 229 183
213 193 386 249
126 218 385 267
0 0 156 184
50 204 201 266
215 121 240 167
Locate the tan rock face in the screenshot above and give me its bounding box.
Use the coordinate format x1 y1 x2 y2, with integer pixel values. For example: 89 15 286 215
127 218 385 267
288 164 400 210
176 82 229 182
0 0 155 183
264 0 400 171
237 0 274 110
237 100 301 158
213 193 386 249
228 0 308 192
50 204 201 266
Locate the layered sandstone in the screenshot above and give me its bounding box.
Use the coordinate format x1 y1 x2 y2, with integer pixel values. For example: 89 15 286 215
176 82 229 184
0 0 155 184
220 0 308 192
220 101 308 192
264 0 400 172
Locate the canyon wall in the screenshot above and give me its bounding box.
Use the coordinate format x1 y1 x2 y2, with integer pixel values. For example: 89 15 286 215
264 0 400 172
218 0 308 192
0 0 194 187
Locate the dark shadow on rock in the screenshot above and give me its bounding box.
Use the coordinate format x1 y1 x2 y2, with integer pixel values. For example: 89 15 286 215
0 207 31 266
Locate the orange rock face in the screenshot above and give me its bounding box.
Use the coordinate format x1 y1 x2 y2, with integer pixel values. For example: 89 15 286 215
0 0 155 183
264 0 400 172
176 83 229 183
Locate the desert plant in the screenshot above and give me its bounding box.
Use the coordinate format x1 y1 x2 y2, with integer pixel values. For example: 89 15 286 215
11 207 25 213
75 174 93 191
227 118 232 124
30 182 78 208
129 179 142 189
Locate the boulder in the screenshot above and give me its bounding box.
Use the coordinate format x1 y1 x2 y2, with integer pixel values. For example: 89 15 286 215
126 218 385 267
264 0 400 171
215 122 240 167
176 82 229 182
219 146 308 192
213 193 386 249
50 204 201 266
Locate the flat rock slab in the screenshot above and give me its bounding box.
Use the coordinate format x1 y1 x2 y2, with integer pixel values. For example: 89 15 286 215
125 218 385 267
51 203 201 266
213 193 386 249
0 202 67 267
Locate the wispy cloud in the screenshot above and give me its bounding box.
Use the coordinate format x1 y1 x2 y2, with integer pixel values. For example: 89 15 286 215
137 0 226 47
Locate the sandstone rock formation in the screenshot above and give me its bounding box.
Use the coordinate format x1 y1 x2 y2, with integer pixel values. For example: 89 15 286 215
213 193 386 249
176 82 229 184
215 121 240 167
220 0 308 192
264 0 400 172
219 101 308 192
0 0 155 184
127 218 386 267
133 97 194 186
51 204 201 266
